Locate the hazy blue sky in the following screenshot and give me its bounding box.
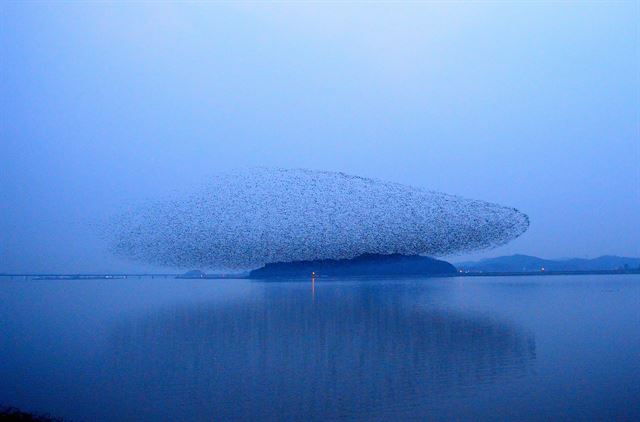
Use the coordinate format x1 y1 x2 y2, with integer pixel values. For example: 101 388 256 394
1 2 638 272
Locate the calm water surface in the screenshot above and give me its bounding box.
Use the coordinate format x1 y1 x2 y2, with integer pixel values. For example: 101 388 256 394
1 275 639 421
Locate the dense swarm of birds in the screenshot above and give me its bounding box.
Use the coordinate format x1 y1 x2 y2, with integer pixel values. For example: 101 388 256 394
110 168 529 270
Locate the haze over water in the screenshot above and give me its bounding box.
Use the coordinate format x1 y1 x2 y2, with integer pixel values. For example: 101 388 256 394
2 275 638 421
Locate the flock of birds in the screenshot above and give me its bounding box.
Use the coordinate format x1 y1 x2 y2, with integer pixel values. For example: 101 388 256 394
110 168 529 270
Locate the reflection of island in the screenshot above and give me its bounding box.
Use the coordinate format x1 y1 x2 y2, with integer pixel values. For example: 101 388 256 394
249 253 456 278
107 284 535 420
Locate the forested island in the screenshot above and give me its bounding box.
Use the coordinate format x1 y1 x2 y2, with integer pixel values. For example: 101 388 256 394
249 253 456 278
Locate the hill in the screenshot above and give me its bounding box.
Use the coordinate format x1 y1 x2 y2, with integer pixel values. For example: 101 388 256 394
456 254 640 272
249 253 456 278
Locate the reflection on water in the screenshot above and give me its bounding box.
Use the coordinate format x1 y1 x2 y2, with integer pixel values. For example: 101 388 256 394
4 276 639 421
107 282 535 421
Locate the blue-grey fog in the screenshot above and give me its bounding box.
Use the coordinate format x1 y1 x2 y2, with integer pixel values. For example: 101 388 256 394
1 2 638 273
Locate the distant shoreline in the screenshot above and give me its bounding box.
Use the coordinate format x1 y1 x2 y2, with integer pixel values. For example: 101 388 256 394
1 269 639 280
455 269 640 277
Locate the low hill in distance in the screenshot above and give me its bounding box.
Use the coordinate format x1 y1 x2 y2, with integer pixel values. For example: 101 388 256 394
249 253 456 278
456 254 640 272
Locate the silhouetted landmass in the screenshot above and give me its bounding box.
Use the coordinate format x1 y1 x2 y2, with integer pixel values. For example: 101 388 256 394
249 253 456 278
0 407 66 422
457 254 640 272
